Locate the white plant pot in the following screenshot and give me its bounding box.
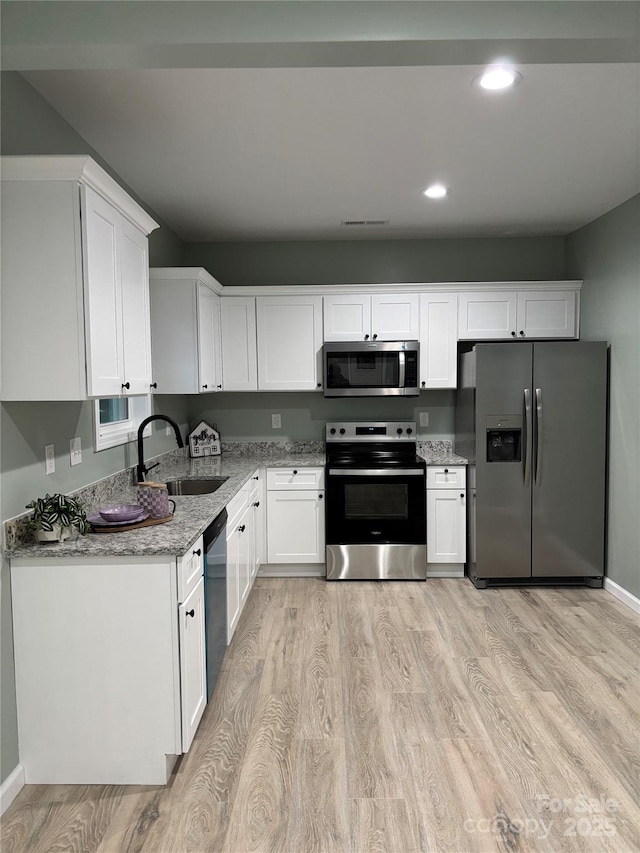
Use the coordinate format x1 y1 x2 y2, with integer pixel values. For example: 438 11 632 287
36 524 72 543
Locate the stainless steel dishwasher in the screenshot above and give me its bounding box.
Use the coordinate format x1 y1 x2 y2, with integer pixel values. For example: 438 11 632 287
203 508 228 701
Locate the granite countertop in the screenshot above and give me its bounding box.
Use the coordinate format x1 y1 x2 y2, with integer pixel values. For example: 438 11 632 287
7 443 467 561
7 452 325 561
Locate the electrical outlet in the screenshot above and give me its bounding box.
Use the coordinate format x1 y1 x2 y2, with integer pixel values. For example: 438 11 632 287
420 412 430 427
70 437 82 466
45 444 55 475
165 424 172 436
272 414 282 429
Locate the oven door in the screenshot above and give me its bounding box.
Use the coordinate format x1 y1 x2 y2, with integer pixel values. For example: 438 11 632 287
326 468 426 545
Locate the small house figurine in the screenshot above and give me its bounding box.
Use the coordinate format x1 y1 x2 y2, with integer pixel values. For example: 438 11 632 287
188 421 221 457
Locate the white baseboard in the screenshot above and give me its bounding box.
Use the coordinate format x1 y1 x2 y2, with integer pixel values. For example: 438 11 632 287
258 565 325 578
427 564 465 578
604 578 640 614
0 763 25 816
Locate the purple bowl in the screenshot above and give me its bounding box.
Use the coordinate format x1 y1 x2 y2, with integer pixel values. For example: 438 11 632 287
99 504 145 523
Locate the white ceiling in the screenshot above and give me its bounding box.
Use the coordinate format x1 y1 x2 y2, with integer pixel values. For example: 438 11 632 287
6 2 640 242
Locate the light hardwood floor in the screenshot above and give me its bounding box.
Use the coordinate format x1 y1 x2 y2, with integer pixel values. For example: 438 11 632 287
2 578 639 853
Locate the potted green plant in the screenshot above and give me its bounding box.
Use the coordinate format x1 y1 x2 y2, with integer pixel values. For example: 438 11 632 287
25 493 89 543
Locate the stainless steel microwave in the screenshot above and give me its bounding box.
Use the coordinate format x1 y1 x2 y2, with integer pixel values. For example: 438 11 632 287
323 340 420 397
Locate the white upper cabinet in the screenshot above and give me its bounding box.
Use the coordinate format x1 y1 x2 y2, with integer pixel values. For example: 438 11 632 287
257 296 323 391
149 268 223 395
1 156 158 401
419 293 458 389
516 290 578 339
220 297 258 391
323 294 370 341
458 288 579 340
323 292 419 341
370 293 420 340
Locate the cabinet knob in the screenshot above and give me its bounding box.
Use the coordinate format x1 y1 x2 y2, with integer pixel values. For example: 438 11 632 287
364 334 369 340
253 475 259 480
217 384 222 389
186 609 195 618
122 381 130 390
317 383 321 388
238 524 245 533
253 501 260 507
150 382 157 389
372 334 378 340
319 493 323 500
519 330 525 337
511 331 516 337
444 468 449 473
193 548 201 557
460 493 464 498
293 469 298 475
202 384 208 389
421 381 426 388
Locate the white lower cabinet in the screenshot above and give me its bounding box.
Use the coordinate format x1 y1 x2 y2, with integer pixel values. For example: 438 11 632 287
10 537 206 785
226 469 263 642
264 468 325 571
426 466 467 577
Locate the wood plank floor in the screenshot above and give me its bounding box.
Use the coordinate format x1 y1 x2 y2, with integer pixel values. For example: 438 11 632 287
2 578 639 853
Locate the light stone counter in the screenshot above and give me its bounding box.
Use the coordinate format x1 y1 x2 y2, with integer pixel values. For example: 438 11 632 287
6 452 325 561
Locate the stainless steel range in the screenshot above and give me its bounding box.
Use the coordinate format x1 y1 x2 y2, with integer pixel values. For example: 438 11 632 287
325 421 427 580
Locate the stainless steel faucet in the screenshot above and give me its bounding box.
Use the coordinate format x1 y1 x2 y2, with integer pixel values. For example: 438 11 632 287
136 415 184 483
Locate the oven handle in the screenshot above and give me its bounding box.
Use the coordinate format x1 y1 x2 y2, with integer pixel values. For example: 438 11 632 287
328 468 425 476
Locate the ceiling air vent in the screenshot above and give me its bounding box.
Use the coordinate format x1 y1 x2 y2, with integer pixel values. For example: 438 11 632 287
341 219 389 227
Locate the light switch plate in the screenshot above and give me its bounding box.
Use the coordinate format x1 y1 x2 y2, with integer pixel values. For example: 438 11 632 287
70 437 82 466
45 444 55 475
272 414 282 429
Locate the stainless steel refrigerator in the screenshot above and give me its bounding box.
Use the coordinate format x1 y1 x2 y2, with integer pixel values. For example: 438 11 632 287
455 342 607 588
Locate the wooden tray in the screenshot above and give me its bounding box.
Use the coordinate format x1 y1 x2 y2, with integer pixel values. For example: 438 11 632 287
89 514 173 534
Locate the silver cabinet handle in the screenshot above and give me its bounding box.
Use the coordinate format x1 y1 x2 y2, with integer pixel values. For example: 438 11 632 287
535 388 543 486
524 388 532 487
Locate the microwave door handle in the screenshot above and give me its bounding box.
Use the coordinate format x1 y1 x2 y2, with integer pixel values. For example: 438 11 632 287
398 351 405 387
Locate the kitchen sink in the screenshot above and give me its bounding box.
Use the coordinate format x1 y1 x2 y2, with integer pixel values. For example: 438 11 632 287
165 477 228 496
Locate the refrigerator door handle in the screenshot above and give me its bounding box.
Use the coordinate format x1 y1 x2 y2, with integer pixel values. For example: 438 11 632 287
524 388 532 487
535 387 543 486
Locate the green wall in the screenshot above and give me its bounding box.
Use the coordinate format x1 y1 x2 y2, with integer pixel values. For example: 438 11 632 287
189 390 454 443
565 195 640 599
0 72 187 784
185 236 565 287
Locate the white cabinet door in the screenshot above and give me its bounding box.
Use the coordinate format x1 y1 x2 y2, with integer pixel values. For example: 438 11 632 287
119 218 153 395
179 577 206 753
221 297 258 390
82 186 123 397
419 293 458 389
323 294 370 341
267 490 325 563
458 291 518 340
516 291 578 339
257 296 323 390
371 293 420 340
226 524 241 642
427 490 466 563
197 283 216 392
238 504 252 605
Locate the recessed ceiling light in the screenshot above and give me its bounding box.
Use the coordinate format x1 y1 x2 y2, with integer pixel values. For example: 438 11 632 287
422 184 450 199
475 66 521 91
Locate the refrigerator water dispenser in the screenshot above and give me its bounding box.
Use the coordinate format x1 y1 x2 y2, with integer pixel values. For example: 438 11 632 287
486 415 522 462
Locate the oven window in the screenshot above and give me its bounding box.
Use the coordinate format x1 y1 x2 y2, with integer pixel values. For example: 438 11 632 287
344 483 408 519
326 352 399 388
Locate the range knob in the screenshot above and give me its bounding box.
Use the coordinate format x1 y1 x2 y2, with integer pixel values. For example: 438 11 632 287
397 428 403 435
339 428 346 435
330 428 336 435
406 427 413 435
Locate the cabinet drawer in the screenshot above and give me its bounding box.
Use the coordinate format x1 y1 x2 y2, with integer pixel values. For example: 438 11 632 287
267 467 325 491
177 536 204 602
426 466 466 489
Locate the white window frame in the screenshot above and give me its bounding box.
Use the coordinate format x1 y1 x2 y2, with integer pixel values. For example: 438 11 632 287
94 395 152 452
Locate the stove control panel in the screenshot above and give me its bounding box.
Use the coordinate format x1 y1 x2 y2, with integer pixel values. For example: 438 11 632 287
326 421 417 441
